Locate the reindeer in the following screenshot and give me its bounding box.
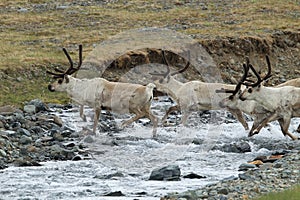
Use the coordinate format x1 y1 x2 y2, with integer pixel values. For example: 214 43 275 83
218 56 300 139
217 56 274 136
150 51 249 130
237 58 299 140
276 77 300 87
47 45 158 136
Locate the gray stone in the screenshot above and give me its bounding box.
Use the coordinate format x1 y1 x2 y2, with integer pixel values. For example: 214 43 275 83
238 173 254 181
0 149 7 157
17 128 31 136
19 135 32 145
53 115 63 127
83 135 95 143
27 99 49 113
24 105 36 114
149 164 181 181
218 188 229 195
238 163 256 171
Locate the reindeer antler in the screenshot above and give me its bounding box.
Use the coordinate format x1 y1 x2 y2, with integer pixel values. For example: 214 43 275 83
263 55 272 81
216 62 249 95
47 45 83 78
242 55 272 87
150 50 190 77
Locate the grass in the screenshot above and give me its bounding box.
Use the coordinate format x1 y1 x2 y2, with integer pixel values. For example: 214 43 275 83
253 184 300 200
0 1 299 198
0 0 299 107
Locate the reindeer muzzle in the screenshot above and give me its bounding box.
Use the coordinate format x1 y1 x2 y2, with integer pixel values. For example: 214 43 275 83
48 84 55 92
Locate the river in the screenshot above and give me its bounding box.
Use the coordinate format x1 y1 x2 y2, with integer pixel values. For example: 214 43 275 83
1 97 299 200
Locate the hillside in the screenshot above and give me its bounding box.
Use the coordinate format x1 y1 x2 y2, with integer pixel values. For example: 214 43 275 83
0 0 299 106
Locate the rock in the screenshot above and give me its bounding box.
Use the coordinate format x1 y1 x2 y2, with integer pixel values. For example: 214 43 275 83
72 155 83 161
27 99 49 113
17 128 31 136
19 135 33 145
238 163 257 171
238 173 254 180
213 141 251 153
218 188 229 195
53 115 63 127
104 191 125 196
0 149 7 157
52 132 64 141
83 135 95 143
24 105 36 114
149 165 181 181
14 158 42 167
183 172 206 179
95 172 125 180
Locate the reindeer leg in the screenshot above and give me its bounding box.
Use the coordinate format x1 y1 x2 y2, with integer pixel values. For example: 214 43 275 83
93 107 101 134
181 111 191 126
249 112 278 137
227 108 249 130
297 124 300 133
145 109 158 137
79 105 87 122
121 110 145 128
161 105 179 123
278 118 298 140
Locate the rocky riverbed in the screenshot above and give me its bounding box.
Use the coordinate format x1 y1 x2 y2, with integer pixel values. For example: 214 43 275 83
0 99 91 170
0 98 299 199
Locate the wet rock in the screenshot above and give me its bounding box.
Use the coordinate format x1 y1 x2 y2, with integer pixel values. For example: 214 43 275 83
104 191 125 196
71 155 83 161
0 100 91 170
149 164 181 181
238 163 257 171
83 135 95 143
213 141 251 153
95 172 125 180
14 158 42 167
183 172 206 179
53 115 63 127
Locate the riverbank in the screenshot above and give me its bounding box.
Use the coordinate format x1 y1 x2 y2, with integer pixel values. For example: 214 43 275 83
1 99 299 199
163 149 300 200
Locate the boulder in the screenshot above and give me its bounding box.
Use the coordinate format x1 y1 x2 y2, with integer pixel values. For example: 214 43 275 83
149 164 181 181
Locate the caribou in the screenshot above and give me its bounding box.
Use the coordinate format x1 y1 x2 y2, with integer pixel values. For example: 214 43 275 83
151 51 249 130
217 56 275 136
237 57 299 140
218 56 300 140
47 45 158 136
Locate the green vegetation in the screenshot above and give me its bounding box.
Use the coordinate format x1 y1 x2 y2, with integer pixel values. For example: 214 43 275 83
0 0 299 107
253 185 300 200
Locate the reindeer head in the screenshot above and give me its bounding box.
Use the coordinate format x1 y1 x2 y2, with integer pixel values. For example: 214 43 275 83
239 55 272 101
47 45 82 92
149 50 190 91
217 61 249 108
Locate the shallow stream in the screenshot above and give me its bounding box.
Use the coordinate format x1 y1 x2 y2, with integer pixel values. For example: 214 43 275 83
1 97 299 200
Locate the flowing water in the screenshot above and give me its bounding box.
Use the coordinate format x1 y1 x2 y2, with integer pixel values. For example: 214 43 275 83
1 97 299 200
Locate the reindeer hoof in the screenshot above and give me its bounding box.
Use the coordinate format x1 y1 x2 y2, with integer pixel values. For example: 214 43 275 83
248 130 258 137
